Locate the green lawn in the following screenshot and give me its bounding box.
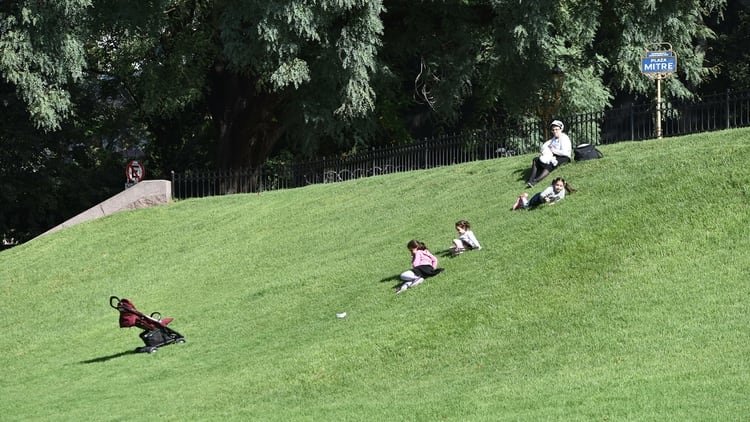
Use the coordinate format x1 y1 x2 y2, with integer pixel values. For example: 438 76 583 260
2 129 749 421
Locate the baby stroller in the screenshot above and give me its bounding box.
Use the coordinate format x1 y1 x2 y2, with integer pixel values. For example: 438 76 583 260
110 296 185 353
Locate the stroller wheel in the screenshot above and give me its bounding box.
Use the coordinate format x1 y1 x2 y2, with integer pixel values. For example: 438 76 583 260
176 338 186 344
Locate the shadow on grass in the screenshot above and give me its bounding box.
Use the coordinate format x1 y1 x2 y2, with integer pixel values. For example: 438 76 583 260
514 166 531 183
378 274 402 290
378 274 400 283
379 274 412 293
435 248 458 258
79 350 137 364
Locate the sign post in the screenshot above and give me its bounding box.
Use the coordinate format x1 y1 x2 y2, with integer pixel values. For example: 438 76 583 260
640 43 677 139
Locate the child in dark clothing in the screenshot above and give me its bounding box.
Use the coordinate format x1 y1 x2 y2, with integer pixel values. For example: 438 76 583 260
512 177 576 210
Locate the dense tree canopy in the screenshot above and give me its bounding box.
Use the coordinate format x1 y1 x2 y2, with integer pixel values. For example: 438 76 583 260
1 0 742 242
0 0 90 130
81 0 386 173
2 0 730 155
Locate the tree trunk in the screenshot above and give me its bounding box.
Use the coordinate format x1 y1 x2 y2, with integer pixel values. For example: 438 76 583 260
208 63 285 192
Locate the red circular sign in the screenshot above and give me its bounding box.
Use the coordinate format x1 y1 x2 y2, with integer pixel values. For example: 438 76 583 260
126 160 145 183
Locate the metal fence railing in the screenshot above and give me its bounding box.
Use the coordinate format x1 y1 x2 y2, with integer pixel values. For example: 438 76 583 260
171 89 750 199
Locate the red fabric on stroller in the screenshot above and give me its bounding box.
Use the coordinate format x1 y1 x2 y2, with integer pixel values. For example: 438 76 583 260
114 298 173 329
110 296 184 353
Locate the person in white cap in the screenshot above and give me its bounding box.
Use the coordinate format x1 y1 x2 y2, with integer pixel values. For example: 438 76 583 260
526 120 572 187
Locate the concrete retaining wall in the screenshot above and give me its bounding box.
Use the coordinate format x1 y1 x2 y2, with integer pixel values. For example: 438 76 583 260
40 180 172 237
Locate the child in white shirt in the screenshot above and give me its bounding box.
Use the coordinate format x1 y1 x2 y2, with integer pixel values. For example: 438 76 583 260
450 220 482 255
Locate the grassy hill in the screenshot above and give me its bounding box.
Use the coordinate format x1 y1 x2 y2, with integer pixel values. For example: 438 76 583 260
2 129 749 421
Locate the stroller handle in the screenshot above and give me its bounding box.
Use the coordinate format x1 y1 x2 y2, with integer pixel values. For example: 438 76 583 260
110 296 121 309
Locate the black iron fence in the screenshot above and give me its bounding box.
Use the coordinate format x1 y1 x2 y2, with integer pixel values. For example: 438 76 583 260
172 89 750 199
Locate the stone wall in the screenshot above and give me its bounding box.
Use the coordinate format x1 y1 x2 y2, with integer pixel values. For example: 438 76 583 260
40 180 172 237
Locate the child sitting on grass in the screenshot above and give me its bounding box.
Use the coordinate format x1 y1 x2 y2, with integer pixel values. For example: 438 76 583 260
397 240 443 294
450 220 482 255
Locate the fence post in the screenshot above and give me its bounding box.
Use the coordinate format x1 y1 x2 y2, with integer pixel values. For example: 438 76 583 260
726 89 731 129
483 131 488 160
170 170 176 199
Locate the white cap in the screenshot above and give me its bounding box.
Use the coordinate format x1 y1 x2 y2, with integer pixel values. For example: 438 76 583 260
550 120 564 130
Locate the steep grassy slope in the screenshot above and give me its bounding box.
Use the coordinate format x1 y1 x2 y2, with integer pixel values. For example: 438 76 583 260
1 129 749 421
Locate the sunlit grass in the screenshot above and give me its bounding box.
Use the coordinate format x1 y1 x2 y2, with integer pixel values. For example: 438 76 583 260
1 128 750 421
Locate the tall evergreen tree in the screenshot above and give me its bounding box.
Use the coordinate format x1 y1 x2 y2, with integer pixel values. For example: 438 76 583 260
1 0 729 171
376 0 727 135
0 0 90 130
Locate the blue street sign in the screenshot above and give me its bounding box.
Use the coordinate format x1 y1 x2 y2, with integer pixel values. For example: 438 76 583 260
641 55 677 74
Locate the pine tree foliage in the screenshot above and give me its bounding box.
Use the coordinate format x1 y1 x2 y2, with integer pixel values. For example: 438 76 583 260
0 0 729 163
217 0 383 117
0 0 91 130
382 0 726 127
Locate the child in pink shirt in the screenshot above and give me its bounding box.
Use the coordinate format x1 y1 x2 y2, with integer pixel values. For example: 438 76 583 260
397 240 443 294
